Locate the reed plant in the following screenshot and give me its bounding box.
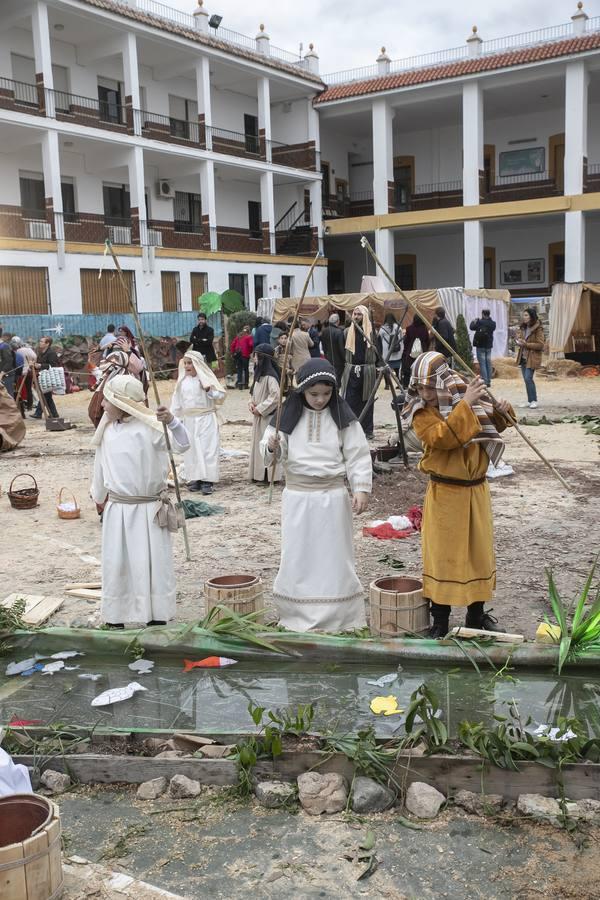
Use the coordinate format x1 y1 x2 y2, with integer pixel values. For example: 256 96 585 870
546 559 600 674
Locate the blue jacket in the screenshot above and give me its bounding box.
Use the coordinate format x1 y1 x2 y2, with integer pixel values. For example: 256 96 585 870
254 323 272 345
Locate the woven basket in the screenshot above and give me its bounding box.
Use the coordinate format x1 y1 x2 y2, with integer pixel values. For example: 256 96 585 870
57 487 80 520
8 474 40 510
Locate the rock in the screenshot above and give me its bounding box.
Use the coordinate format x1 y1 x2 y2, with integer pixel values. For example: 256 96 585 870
454 790 505 817
40 769 71 794
297 772 348 816
136 777 167 801
255 780 297 809
168 774 201 799
197 744 236 759
517 793 576 825
404 782 445 819
155 750 187 759
351 776 395 813
572 798 600 823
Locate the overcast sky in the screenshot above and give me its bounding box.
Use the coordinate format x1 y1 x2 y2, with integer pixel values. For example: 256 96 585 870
167 0 592 75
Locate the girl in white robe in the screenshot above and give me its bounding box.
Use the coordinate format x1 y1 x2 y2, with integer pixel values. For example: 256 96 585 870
91 375 190 627
170 350 225 495
261 359 372 633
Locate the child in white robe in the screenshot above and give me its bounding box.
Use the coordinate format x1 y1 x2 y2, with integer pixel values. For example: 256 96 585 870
248 343 282 484
261 358 372 632
170 350 225 495
91 375 190 628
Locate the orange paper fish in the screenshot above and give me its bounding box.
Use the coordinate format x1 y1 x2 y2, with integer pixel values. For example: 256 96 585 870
183 656 237 672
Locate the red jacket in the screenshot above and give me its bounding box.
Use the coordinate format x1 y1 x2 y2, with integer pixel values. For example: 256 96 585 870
230 334 254 359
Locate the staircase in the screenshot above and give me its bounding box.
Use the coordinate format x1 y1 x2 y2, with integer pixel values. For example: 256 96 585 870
277 224 312 256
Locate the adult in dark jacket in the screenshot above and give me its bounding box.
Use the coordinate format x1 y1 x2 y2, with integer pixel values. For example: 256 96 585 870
432 308 457 361
31 336 60 418
253 318 273 346
0 328 16 398
401 319 430 387
469 309 496 387
189 313 216 364
321 313 346 384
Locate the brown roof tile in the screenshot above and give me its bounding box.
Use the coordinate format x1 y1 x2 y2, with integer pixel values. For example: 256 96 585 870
77 0 323 85
315 32 600 103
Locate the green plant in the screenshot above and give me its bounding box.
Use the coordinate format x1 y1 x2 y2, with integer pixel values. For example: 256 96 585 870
546 559 600 673
198 606 287 653
402 683 450 753
455 313 473 370
324 727 401 791
263 703 315 736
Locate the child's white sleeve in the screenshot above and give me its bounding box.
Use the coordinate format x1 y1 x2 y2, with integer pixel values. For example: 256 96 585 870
207 388 226 402
342 421 373 494
261 425 288 464
90 448 108 504
170 385 182 417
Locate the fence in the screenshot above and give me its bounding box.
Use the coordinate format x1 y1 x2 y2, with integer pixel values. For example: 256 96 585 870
0 311 222 341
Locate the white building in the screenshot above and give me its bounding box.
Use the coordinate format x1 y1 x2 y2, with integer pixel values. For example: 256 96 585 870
0 0 326 317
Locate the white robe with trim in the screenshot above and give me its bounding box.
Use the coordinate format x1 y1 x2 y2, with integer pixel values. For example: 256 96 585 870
261 408 372 632
170 375 223 483
91 418 189 624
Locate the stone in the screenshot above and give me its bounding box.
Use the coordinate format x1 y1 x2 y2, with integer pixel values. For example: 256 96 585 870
155 750 187 759
136 777 168 801
255 780 297 809
404 782 445 819
572 798 600 823
351 776 395 813
40 769 71 794
454 789 505 817
297 772 348 815
168 774 201 799
198 744 236 759
516 793 577 825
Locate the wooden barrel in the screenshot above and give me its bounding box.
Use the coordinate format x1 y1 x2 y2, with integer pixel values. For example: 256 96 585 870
204 574 264 622
0 794 63 900
369 576 429 637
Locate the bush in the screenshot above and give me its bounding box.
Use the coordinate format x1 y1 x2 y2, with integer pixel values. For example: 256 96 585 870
225 310 257 376
455 313 473 370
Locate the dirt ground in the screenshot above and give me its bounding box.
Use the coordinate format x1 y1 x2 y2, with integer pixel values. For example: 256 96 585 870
0 373 599 637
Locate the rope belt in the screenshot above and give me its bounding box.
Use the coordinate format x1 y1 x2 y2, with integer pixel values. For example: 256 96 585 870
429 474 486 487
285 474 346 492
180 406 216 417
108 489 183 532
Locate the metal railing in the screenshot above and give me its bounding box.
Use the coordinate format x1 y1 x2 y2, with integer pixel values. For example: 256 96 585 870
493 170 551 185
481 22 572 55
174 220 203 234
413 179 463 194
135 108 200 143
349 190 374 201
118 0 195 29
275 201 298 232
208 125 262 157
0 76 40 107
46 88 126 124
587 162 600 175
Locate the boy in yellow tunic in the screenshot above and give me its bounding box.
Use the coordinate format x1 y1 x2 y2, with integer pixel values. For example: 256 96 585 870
401 352 514 638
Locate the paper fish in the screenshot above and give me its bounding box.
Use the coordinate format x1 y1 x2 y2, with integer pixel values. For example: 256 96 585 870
9 717 42 726
78 673 103 682
6 656 46 676
370 695 404 716
91 682 147 707
367 673 398 688
50 651 84 660
128 659 155 675
183 657 237 672
20 663 45 677
41 660 65 675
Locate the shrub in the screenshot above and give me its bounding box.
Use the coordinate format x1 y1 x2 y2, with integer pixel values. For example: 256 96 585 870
455 313 473 370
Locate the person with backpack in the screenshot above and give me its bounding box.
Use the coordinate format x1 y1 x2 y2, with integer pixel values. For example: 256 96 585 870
401 317 430 387
469 309 496 388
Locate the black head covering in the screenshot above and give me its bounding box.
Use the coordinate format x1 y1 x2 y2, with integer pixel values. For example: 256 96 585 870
278 358 356 434
252 342 280 387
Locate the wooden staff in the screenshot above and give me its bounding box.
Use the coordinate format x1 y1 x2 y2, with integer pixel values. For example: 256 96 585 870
268 251 322 502
103 239 192 560
359 235 572 493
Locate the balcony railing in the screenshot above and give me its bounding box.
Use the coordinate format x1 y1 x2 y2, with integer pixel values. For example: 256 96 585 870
208 125 262 159
0 76 40 109
46 88 126 127
135 108 201 144
174 220 203 234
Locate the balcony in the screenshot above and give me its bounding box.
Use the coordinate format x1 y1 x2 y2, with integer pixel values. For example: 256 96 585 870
0 77 43 115
584 162 600 193
483 170 561 203
322 180 464 219
47 87 127 132
208 125 263 160
145 219 206 250
135 109 202 147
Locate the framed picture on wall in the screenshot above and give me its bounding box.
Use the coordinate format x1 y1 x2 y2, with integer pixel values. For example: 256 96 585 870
498 147 545 178
499 258 545 287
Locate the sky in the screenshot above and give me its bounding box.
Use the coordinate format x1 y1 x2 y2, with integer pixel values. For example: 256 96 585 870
165 0 594 75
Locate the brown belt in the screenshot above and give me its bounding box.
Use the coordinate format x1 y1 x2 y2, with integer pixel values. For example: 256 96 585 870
429 474 486 487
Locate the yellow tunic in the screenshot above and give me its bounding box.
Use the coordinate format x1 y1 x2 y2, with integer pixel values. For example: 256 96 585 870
412 400 510 606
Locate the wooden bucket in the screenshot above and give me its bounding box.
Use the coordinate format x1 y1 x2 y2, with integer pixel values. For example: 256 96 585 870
369 576 429 637
0 793 63 900
204 574 264 622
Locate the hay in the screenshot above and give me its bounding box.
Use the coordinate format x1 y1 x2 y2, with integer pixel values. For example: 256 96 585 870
543 359 582 378
492 357 520 379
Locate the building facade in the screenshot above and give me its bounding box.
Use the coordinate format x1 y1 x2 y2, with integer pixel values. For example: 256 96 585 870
0 0 326 318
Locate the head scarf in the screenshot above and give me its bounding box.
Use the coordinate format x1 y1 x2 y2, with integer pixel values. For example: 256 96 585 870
401 351 505 465
278 358 356 434
175 349 225 406
345 304 373 354
92 374 162 447
118 325 137 350
252 343 280 387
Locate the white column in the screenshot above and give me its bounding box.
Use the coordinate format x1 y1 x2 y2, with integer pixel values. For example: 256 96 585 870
200 159 217 250
462 81 483 205
375 229 395 284
122 32 141 135
564 60 588 196
260 171 275 253
309 179 323 254
372 98 393 214
257 76 271 162
32 1 54 115
41 130 63 245
463 220 484 288
196 57 212 150
128 145 147 243
565 210 586 281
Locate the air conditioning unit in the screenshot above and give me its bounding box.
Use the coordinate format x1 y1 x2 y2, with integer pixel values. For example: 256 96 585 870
156 179 175 199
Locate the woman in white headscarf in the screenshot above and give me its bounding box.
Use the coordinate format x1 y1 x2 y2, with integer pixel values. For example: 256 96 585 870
170 349 225 495
91 375 190 627
340 305 377 439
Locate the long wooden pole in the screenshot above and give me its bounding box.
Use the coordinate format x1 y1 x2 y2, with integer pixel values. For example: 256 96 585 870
359 235 572 493
267 250 322 502
104 240 192 560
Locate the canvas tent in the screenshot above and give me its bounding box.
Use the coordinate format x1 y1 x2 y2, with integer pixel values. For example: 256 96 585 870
548 282 600 359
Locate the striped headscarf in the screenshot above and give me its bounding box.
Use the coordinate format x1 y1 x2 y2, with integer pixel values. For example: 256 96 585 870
401 351 505 465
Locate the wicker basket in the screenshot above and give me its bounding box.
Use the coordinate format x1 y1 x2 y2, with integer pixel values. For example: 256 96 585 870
8 474 39 510
57 487 80 520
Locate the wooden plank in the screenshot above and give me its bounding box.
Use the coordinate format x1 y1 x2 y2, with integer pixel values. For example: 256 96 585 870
22 831 50 900
22 597 63 626
64 589 101 601
0 843 26 900
13 755 239 786
46 818 62 897
64 582 102 591
448 626 525 644
2 593 45 613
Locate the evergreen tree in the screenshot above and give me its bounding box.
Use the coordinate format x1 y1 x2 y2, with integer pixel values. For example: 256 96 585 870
455 313 473 370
